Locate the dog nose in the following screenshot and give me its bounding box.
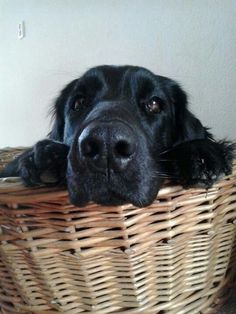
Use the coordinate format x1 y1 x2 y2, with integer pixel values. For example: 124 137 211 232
79 122 136 172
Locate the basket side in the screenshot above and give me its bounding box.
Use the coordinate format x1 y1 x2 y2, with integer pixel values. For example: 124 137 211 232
0 165 235 313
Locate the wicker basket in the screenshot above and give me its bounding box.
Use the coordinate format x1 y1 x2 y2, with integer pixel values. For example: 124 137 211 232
0 148 235 314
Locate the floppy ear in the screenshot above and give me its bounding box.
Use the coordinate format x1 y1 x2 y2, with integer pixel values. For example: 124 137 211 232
48 79 78 141
165 80 208 145
161 78 235 187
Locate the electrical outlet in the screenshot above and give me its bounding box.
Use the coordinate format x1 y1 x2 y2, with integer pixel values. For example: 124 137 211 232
18 21 25 39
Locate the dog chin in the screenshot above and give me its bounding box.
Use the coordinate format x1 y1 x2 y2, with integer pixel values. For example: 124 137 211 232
67 168 160 208
68 192 127 207
92 193 128 206
93 193 156 208
70 192 154 207
68 183 154 208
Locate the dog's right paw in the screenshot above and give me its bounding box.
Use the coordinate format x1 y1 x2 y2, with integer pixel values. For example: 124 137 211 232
18 150 41 186
18 140 69 186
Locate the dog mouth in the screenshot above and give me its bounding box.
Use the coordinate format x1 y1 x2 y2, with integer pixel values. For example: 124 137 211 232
67 168 161 208
67 173 132 207
66 152 162 208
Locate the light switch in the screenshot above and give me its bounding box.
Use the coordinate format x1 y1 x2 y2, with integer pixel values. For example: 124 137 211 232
18 21 25 39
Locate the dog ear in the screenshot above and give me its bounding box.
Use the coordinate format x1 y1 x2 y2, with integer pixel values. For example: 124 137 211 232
165 80 208 145
48 79 78 141
161 77 235 186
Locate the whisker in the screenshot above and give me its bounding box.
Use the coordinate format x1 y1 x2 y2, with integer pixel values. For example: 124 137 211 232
152 171 179 179
158 176 178 179
158 159 172 162
160 149 173 155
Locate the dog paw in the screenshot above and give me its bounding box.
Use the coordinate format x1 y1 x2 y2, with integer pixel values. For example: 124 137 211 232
190 141 235 187
18 140 69 186
184 156 222 188
164 139 235 189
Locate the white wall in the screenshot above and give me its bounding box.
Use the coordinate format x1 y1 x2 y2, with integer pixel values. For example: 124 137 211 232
0 0 235 147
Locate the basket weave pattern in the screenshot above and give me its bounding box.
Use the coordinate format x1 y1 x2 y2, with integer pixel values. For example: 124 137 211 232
0 149 235 313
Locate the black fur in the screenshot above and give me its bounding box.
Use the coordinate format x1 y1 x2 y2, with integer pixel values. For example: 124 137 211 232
1 65 235 207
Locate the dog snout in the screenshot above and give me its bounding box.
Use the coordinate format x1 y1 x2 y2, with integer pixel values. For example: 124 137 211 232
79 121 137 172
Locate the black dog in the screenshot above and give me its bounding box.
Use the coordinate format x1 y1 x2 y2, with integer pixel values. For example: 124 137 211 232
1 65 234 207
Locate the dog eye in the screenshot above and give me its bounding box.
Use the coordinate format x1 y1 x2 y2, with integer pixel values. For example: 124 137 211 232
146 97 163 114
72 98 85 111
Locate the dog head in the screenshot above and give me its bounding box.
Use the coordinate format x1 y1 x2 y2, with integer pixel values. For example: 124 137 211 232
50 65 207 207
